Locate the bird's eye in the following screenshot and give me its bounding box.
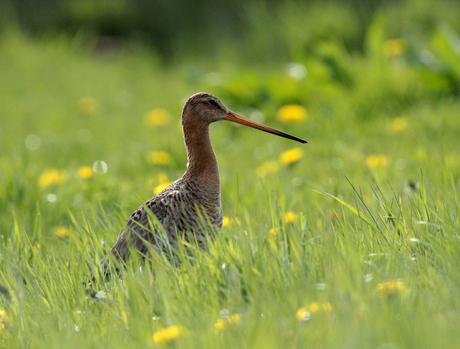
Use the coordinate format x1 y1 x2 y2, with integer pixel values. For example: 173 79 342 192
209 100 218 106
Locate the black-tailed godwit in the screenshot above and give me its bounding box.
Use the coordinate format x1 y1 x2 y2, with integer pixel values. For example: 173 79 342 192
99 92 307 276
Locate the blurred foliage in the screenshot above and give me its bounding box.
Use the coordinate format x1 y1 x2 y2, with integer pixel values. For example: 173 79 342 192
2 0 460 60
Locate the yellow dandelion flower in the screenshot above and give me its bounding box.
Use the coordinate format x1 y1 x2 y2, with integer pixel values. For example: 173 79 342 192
285 212 299 224
154 182 172 195
157 172 170 184
0 307 9 333
78 166 93 179
222 216 241 228
296 307 311 321
153 325 182 344
280 148 303 165
269 228 278 235
377 280 405 299
215 319 226 331
391 117 408 132
38 169 67 189
215 314 240 332
149 172 171 193
256 161 279 177
322 302 332 313
77 97 99 115
277 105 307 123
147 151 171 165
366 154 390 169
53 226 70 238
0 308 8 322
227 314 240 325
309 302 320 313
144 109 171 128
384 39 407 57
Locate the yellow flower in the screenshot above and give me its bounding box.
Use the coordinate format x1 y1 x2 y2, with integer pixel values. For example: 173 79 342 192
222 216 241 228
0 307 9 333
153 325 182 344
215 319 226 331
157 172 170 184
285 212 298 224
154 182 172 195
150 173 171 194
296 307 311 321
309 302 320 313
147 151 171 165
144 109 171 128
269 228 278 235
0 308 8 322
38 169 67 189
256 161 279 177
390 117 408 132
277 105 307 123
227 314 240 325
215 314 240 332
53 226 70 238
280 148 303 165
78 166 93 179
322 302 332 313
366 154 390 169
384 39 407 57
377 280 405 299
77 97 99 115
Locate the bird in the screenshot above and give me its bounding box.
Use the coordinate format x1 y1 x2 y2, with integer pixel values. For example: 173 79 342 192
98 92 307 277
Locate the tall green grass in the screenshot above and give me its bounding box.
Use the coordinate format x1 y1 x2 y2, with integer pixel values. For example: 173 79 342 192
1 174 459 347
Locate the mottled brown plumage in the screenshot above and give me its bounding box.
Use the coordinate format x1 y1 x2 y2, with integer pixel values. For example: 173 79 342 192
100 92 306 276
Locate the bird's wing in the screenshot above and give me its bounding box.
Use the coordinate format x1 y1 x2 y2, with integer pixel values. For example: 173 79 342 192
100 183 186 271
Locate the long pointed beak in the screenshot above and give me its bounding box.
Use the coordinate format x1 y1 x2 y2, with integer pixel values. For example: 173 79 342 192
223 111 307 144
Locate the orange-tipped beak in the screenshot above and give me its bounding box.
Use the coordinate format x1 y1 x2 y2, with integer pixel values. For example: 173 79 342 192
223 111 307 144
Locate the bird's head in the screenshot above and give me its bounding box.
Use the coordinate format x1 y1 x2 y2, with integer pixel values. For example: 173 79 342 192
182 92 307 144
182 92 228 124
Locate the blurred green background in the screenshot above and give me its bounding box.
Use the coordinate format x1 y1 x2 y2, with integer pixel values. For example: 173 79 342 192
2 0 460 229
1 0 460 348
3 0 460 61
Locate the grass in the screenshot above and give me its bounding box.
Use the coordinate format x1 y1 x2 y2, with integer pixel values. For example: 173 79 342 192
1 4 460 347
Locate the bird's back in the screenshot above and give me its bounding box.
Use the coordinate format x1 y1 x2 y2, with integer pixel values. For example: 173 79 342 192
100 176 223 273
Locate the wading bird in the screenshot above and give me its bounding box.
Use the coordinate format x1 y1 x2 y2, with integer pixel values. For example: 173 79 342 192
99 92 306 277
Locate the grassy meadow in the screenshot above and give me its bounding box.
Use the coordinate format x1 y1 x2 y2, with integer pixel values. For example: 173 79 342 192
1 2 460 348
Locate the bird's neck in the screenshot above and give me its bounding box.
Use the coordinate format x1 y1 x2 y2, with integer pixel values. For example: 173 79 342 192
182 120 220 191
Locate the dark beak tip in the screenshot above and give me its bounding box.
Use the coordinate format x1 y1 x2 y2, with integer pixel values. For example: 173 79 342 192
225 110 307 144
291 136 308 144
